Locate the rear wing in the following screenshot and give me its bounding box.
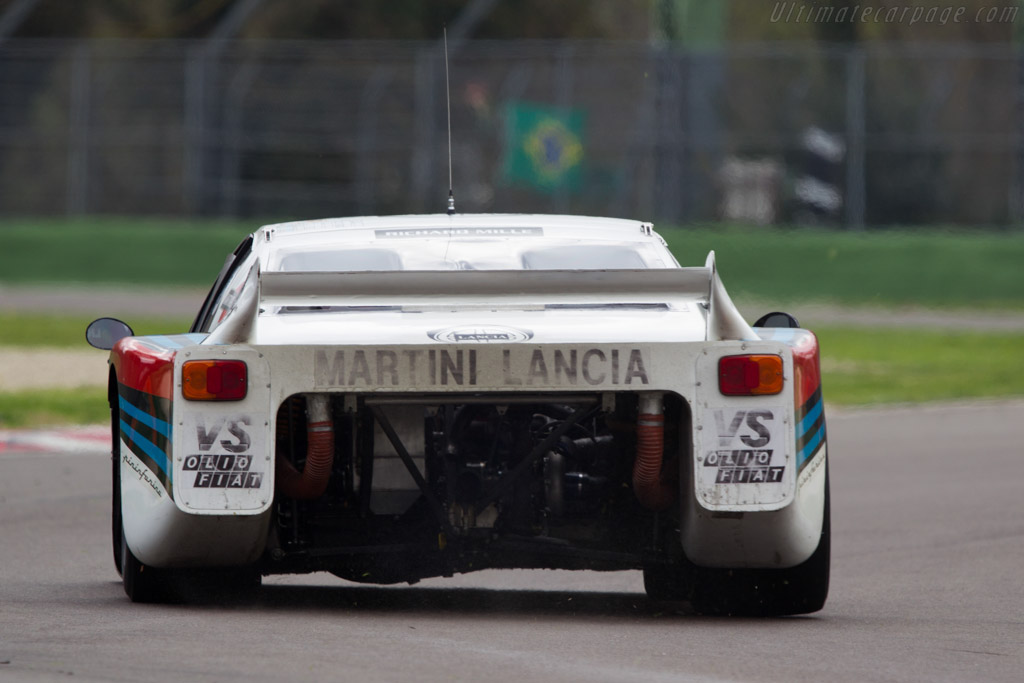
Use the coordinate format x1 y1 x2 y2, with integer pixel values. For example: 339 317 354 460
260 268 708 306
205 251 756 344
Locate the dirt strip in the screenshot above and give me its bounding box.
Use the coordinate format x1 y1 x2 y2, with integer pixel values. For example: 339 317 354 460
0 283 208 318
753 301 1024 332
0 348 109 390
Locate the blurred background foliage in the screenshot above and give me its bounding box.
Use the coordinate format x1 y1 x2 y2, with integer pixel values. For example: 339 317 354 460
14 0 651 40
0 0 1022 227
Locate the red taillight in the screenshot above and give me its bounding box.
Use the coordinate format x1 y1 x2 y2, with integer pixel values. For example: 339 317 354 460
718 355 784 396
182 360 248 401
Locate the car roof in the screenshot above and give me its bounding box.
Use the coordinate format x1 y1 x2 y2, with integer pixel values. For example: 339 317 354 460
252 214 673 272
258 213 656 245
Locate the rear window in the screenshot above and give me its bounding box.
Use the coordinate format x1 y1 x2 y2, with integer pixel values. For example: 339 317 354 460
269 240 670 272
521 246 646 270
277 249 403 272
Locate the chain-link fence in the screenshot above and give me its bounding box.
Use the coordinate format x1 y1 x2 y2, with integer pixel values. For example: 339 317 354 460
0 39 1020 227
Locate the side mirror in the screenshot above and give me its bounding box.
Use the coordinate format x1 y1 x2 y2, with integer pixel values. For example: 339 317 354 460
86 318 134 350
753 311 800 329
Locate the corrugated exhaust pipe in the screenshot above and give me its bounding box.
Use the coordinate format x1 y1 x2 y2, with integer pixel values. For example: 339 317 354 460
633 392 675 511
277 394 334 500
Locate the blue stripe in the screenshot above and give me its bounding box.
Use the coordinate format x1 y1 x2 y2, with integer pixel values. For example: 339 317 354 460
754 327 802 342
120 419 169 476
148 335 185 349
797 423 825 468
799 397 823 437
118 396 171 439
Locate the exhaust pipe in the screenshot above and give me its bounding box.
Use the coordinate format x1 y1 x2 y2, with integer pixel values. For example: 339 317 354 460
633 393 675 511
276 394 334 500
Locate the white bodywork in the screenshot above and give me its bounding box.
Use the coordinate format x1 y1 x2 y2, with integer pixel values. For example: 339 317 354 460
120 214 827 572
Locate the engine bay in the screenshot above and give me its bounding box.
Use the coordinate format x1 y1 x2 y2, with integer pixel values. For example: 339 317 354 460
267 392 686 583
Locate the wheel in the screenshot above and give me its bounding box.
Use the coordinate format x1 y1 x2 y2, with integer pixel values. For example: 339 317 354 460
110 395 123 577
174 568 262 604
118 498 261 604
112 376 169 602
121 533 261 604
689 469 830 617
112 381 175 603
111 377 260 603
642 560 689 602
645 467 830 617
120 530 174 603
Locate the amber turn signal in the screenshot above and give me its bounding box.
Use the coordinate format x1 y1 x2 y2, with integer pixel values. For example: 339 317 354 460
182 360 248 401
718 355 784 396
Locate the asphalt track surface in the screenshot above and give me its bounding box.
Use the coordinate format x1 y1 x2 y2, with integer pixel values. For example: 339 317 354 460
1 401 1022 683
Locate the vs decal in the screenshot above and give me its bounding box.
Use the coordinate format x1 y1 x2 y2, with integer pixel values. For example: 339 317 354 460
706 409 786 485
714 409 773 448
195 417 252 453
185 415 263 490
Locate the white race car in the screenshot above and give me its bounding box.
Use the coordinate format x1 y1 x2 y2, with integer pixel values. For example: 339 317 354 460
88 214 829 615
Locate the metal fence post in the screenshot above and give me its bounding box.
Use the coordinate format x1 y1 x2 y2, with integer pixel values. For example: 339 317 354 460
356 68 395 216
412 47 436 213
220 61 259 219
66 42 91 216
844 46 866 230
553 44 575 214
1014 49 1024 227
655 45 683 224
184 46 207 216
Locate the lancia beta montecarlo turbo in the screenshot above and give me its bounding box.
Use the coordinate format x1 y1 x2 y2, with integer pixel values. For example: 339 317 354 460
87 213 829 616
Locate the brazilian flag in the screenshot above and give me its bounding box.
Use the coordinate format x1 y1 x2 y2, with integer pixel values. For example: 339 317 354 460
502 102 586 193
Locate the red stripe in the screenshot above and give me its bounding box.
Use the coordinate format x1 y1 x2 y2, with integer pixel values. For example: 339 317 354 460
112 337 176 400
789 330 823 409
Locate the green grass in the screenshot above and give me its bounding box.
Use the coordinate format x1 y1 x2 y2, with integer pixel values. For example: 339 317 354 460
0 387 108 428
0 312 193 348
0 217 251 286
660 225 1024 309
2 218 1024 308
816 326 1024 405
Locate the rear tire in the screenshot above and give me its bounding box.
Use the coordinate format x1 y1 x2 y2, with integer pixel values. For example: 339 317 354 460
645 466 830 617
111 376 261 604
690 470 830 617
120 526 261 604
110 387 123 577
121 532 174 603
642 561 688 602
112 379 169 603
177 568 262 603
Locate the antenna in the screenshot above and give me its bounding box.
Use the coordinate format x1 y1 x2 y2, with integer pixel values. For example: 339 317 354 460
444 26 455 215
